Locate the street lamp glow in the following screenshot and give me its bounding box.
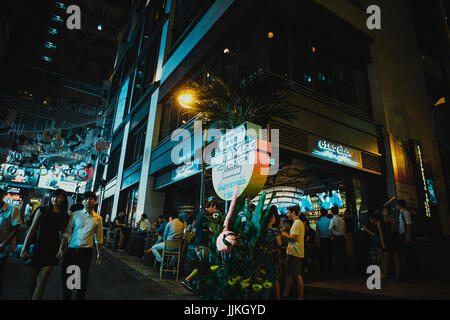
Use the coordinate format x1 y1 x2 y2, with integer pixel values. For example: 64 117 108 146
434 97 446 107
177 92 195 109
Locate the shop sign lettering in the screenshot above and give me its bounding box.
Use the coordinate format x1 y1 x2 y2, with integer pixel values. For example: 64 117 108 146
311 139 361 168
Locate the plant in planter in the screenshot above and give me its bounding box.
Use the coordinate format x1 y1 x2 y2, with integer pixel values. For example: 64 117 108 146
195 190 277 300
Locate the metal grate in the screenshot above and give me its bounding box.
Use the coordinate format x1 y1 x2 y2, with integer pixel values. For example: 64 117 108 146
361 152 382 173
270 121 308 152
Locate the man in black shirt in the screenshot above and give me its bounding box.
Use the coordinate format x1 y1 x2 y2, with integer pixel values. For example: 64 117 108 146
181 200 216 292
113 211 127 251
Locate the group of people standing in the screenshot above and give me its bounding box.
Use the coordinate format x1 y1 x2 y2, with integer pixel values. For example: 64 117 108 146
257 198 417 299
360 199 416 281
0 188 103 300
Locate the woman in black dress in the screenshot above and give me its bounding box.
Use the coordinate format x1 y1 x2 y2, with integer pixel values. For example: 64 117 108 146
20 189 68 300
379 207 397 279
261 206 282 299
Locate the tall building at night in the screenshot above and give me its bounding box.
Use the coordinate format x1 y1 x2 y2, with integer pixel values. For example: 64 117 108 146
0 0 129 131
98 0 449 272
0 0 129 206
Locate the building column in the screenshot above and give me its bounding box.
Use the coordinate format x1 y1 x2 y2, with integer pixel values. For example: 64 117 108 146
135 1 173 222
135 89 164 222
111 122 130 220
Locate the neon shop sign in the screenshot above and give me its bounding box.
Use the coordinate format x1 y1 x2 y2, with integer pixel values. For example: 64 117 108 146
312 140 360 167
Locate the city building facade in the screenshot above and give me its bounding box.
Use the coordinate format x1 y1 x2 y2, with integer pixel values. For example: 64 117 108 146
98 0 449 247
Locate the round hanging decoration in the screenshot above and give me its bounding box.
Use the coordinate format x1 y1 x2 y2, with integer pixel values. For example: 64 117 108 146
43 129 62 143
98 153 110 165
95 139 110 153
6 151 22 164
74 162 94 181
6 165 17 175
40 167 49 176
51 138 66 150
14 152 23 163
0 148 9 165
83 165 94 182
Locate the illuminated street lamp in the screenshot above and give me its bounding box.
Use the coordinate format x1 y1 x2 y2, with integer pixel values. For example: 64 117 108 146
176 90 207 210
177 91 195 109
434 96 446 107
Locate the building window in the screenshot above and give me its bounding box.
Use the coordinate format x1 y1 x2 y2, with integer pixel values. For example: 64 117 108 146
106 147 121 181
52 15 64 23
44 41 57 49
41 56 53 62
55 2 66 10
124 120 147 169
48 28 59 35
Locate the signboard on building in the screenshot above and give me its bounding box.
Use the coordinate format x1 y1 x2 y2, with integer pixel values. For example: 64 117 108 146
389 133 419 209
308 136 362 169
0 164 40 186
38 165 86 193
211 122 271 201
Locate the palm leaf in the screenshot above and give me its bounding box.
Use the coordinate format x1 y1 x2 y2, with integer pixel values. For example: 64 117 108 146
182 69 297 129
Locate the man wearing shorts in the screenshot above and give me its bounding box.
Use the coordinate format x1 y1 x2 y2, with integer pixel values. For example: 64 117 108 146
281 205 305 300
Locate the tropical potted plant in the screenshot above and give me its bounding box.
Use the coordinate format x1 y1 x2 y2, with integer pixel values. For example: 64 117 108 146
184 68 296 300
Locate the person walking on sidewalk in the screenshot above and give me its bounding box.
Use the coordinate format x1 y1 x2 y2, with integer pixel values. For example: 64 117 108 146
329 206 346 274
316 208 331 273
57 191 103 300
20 189 69 300
281 205 305 300
0 187 23 298
181 200 216 292
395 199 417 282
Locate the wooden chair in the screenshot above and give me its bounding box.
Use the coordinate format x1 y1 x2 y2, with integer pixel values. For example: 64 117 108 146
158 239 182 280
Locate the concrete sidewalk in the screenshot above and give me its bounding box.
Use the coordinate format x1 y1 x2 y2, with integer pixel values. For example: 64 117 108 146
105 248 198 300
110 248 450 300
304 274 450 300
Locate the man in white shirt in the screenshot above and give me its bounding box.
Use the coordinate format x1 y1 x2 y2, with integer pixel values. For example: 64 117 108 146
57 191 103 300
329 206 346 274
137 214 151 232
281 205 305 300
0 188 22 297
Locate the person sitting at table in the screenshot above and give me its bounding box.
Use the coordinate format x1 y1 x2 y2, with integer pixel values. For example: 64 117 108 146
155 216 169 238
137 214 151 233
178 212 192 230
151 211 184 263
113 211 127 251
186 219 196 233
154 215 163 230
